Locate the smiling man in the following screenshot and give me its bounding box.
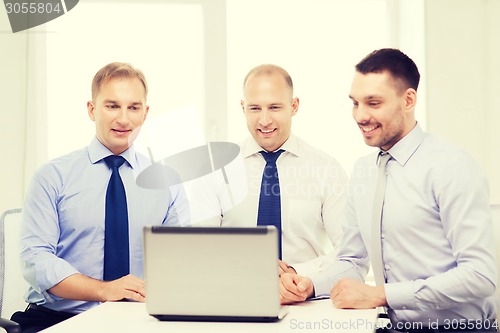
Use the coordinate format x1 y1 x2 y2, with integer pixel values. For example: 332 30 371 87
280 49 497 332
219 64 348 278
13 62 189 332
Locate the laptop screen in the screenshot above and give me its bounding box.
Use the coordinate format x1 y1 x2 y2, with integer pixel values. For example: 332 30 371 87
143 226 283 322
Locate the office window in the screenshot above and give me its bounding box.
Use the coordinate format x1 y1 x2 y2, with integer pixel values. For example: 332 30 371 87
222 0 394 229
38 0 424 175
45 2 205 161
227 0 390 172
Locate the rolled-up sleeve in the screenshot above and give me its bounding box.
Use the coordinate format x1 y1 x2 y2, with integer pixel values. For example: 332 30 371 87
21 166 79 297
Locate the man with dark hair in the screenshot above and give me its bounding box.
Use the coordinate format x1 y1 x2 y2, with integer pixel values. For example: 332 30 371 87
12 62 189 332
280 49 497 332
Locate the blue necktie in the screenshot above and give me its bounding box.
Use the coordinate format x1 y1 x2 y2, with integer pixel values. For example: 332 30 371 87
257 149 284 259
103 155 130 281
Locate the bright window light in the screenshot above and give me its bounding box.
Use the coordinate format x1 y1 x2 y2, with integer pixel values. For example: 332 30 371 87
45 3 205 161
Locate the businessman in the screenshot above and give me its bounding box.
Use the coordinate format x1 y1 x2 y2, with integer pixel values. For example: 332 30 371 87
280 49 497 332
218 64 348 276
13 62 189 332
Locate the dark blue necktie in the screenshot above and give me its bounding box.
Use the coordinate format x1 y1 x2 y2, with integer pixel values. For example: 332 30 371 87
257 149 284 259
103 155 130 281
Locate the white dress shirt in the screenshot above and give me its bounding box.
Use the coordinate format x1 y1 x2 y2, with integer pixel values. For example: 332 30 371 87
312 124 497 324
205 134 348 276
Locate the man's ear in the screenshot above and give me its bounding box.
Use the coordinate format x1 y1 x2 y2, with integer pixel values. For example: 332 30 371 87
240 100 245 114
87 101 96 121
291 97 300 116
143 105 150 121
404 88 417 112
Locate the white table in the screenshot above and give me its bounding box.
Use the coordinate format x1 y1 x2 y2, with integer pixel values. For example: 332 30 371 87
41 300 378 333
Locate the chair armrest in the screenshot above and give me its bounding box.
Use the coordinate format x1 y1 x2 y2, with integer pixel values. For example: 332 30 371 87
0 317 21 333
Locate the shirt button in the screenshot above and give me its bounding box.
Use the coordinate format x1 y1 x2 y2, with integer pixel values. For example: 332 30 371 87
381 233 385 239
384 264 390 270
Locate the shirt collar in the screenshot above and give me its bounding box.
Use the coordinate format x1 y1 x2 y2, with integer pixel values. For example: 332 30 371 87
242 133 300 158
384 123 426 167
88 137 138 170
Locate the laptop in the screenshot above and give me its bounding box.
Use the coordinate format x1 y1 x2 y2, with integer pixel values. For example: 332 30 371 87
143 225 289 322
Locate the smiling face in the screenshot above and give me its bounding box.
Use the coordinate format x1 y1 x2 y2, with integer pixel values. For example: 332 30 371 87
349 70 416 151
87 77 149 155
241 72 299 152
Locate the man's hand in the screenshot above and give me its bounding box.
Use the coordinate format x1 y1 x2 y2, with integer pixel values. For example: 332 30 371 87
278 260 297 276
279 273 314 304
330 278 386 309
99 274 146 302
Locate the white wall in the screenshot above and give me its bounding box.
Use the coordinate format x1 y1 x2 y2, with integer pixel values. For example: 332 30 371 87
425 0 500 203
0 11 27 214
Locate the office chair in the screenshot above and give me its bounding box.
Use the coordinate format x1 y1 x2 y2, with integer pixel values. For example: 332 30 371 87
0 208 26 333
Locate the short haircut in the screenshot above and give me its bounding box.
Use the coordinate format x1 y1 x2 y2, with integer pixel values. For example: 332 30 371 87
91 62 148 101
242 64 294 96
355 48 420 92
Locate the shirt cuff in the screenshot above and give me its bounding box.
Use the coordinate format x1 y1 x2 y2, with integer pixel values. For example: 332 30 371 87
309 272 332 297
384 280 417 310
35 257 80 293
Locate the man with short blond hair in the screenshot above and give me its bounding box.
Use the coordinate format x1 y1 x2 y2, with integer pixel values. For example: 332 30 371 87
13 62 189 332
